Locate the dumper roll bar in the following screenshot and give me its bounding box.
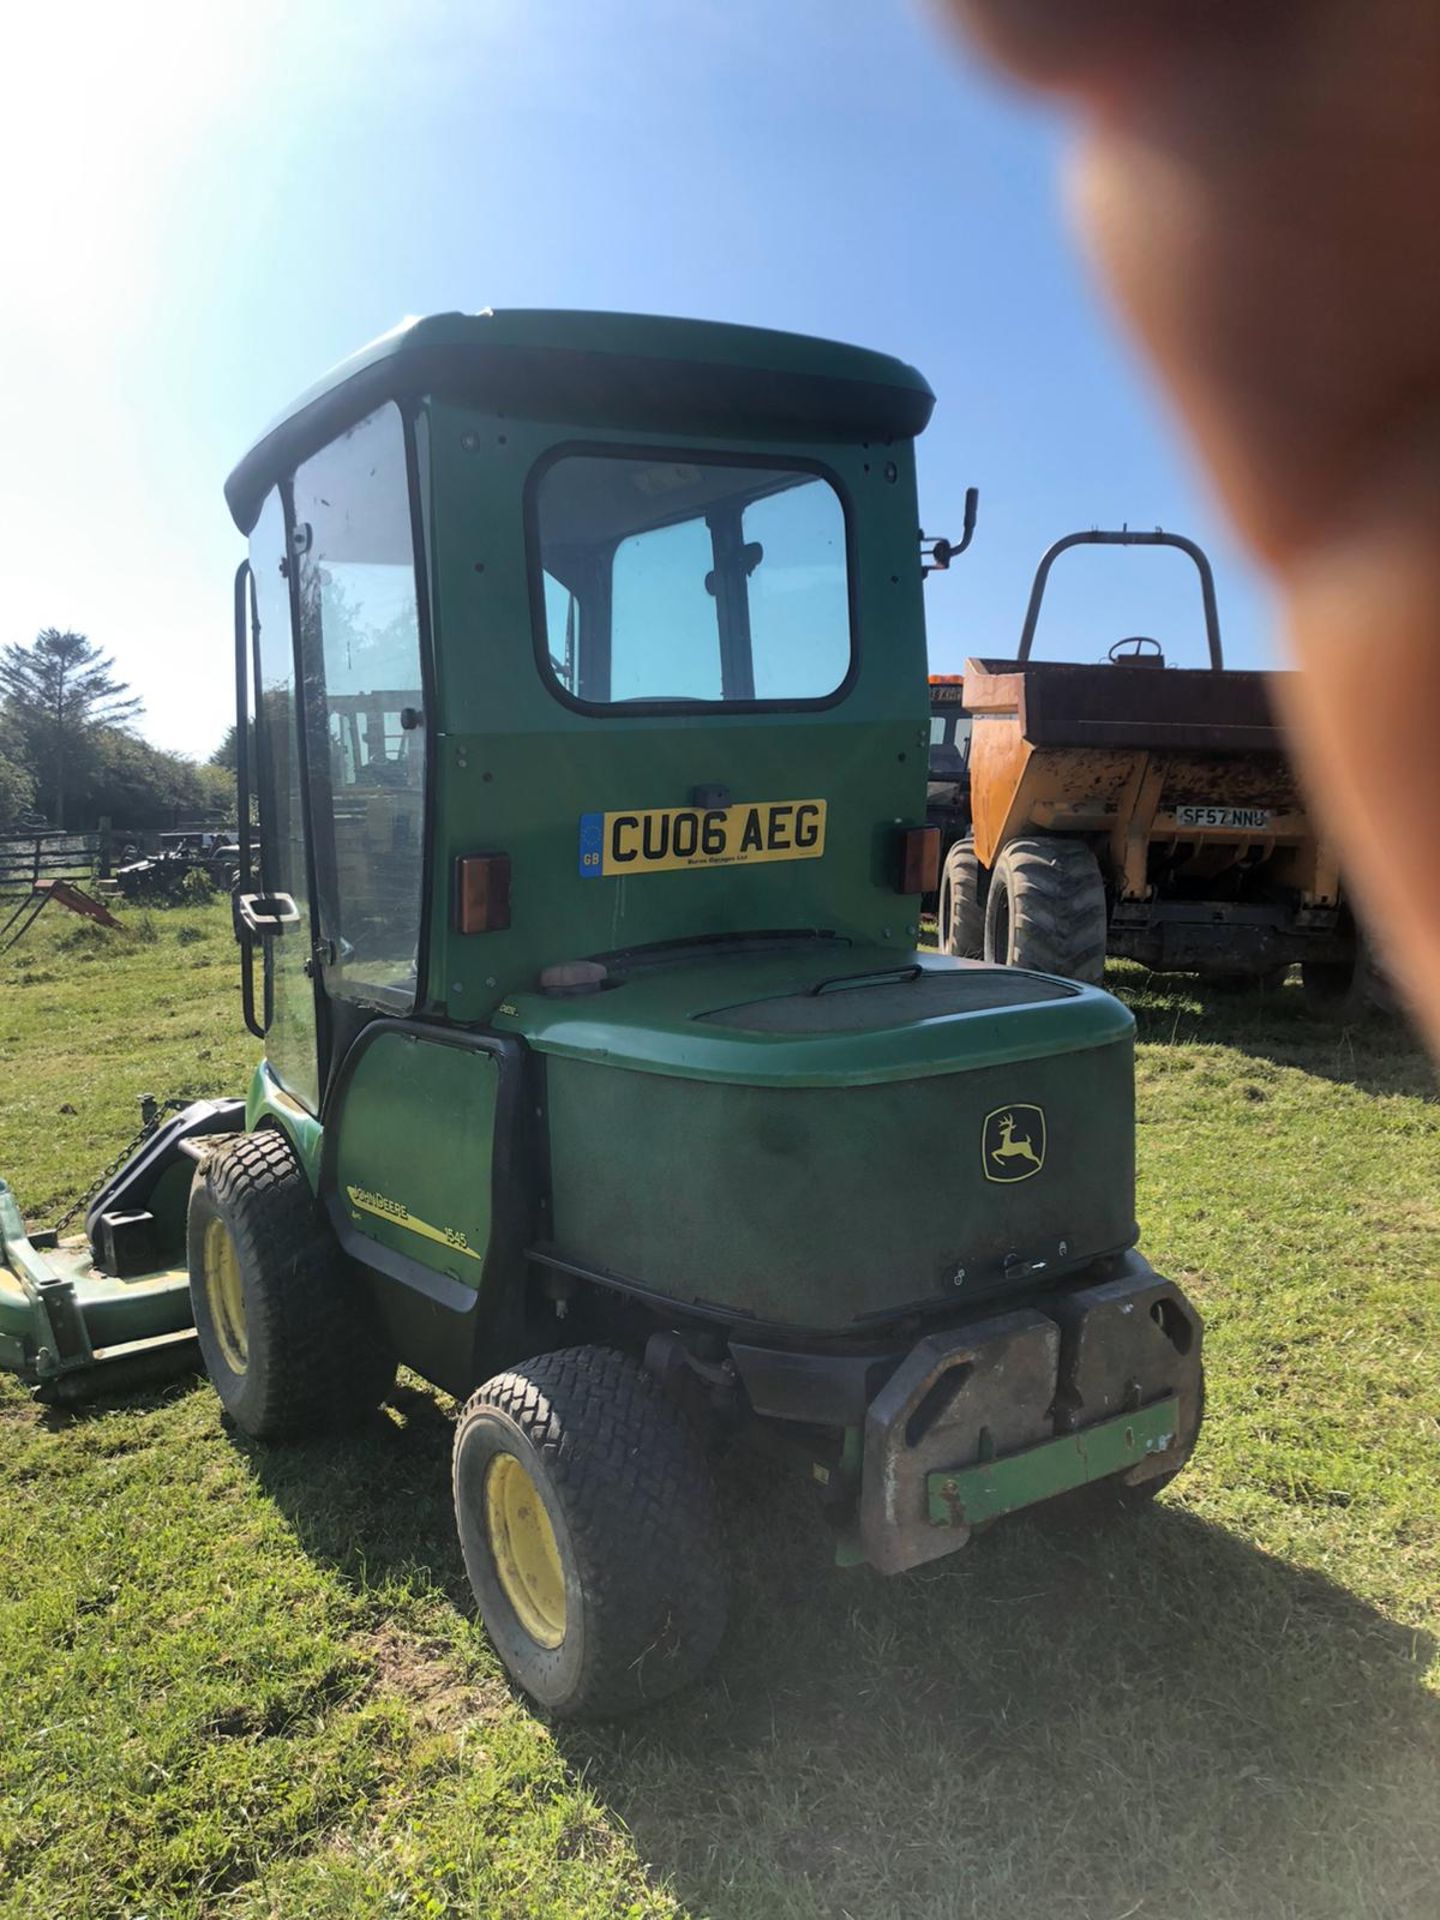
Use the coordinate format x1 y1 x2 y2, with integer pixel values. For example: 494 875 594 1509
1016 529 1224 670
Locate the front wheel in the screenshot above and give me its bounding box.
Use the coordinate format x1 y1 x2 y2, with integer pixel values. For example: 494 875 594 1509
453 1346 729 1718
187 1129 396 1440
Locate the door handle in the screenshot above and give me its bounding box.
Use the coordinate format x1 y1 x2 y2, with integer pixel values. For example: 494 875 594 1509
236 891 301 938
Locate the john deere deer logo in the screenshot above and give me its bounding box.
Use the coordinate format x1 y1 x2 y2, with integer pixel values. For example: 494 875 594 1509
982 1105 1046 1183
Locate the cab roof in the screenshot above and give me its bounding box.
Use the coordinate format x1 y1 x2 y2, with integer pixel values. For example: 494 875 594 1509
224 308 935 533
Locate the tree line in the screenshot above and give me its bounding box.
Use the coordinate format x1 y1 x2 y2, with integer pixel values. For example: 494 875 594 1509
0 629 234 834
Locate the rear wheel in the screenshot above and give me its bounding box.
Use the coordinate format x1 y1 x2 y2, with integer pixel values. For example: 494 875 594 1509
937 838 984 958
983 836 1108 983
187 1129 395 1439
453 1346 729 1718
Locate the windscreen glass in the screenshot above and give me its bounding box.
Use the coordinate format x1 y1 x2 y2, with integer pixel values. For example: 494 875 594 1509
927 712 972 777
534 454 851 707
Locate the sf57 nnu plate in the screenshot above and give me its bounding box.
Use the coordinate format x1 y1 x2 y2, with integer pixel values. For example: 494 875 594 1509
1174 804 1270 831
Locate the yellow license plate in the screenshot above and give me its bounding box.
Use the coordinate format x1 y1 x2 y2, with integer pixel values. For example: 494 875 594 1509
578 799 826 877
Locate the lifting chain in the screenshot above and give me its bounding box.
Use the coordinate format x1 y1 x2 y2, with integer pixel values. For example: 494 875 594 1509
50 1095 195 1237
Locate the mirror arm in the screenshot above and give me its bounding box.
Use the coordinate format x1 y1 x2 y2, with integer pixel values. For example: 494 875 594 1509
921 487 980 575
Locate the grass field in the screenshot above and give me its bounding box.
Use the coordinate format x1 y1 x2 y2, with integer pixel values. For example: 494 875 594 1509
1 900 1437 1919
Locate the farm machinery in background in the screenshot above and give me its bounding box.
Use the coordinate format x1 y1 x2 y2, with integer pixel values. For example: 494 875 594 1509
0 877 123 953
928 529 1374 1014
0 826 126 952
0 825 241 950
114 830 242 901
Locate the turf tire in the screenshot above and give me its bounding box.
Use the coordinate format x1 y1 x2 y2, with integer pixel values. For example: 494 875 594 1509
937 838 985 958
453 1346 729 1719
187 1128 396 1440
983 835 1108 983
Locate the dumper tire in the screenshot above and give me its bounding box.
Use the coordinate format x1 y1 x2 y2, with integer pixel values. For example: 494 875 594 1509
983 836 1108 984
938 838 985 958
187 1128 395 1440
453 1346 729 1719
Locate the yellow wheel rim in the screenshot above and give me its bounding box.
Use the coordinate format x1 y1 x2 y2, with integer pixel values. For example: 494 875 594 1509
202 1216 248 1375
484 1453 566 1648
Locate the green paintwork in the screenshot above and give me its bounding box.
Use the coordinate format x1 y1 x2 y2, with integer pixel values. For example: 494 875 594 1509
225 310 934 531
542 1033 1136 1329
246 1061 325 1190
332 1032 498 1287
420 405 930 1029
316 307 930 400
494 947 1132 1087
226 313 941 1030
515 944 1139 1328
216 308 1153 1349
926 1397 1182 1527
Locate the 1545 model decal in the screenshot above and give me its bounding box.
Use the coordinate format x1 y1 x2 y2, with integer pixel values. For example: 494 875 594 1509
346 1185 483 1260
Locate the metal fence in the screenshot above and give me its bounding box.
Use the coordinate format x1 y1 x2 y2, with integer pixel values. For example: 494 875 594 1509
0 814 237 897
0 832 101 898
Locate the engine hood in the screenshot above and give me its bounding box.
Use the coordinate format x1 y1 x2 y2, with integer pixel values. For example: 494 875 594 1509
490 941 1132 1089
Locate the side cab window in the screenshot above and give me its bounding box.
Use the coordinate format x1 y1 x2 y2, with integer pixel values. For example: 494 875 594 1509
292 405 428 1009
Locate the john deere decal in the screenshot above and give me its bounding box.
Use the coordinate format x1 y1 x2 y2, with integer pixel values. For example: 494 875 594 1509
982 1105 1046 1183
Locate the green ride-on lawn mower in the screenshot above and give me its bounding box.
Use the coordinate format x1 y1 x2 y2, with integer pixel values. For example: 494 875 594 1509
0 311 1203 1717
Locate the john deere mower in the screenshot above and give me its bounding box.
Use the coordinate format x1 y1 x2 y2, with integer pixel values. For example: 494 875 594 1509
0 312 1202 1717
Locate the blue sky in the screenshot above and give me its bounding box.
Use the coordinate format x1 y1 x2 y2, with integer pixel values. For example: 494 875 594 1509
0 0 1275 758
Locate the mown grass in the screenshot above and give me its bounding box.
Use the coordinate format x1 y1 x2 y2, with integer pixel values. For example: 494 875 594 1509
1 908 1437 1918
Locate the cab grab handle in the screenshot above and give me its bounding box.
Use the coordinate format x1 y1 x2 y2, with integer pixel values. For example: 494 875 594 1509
236 892 301 939
810 964 924 997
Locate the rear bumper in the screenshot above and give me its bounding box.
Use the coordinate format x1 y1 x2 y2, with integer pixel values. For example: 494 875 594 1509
854 1254 1201 1571
927 1395 1180 1528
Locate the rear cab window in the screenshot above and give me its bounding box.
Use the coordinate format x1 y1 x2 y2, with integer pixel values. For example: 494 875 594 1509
531 451 854 711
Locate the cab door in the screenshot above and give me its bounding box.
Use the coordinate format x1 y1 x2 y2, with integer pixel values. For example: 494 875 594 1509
289 403 430 1031
243 402 430 1113
248 487 322 1113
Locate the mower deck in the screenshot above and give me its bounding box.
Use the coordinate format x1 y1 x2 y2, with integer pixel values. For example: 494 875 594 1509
0 1180 198 1399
